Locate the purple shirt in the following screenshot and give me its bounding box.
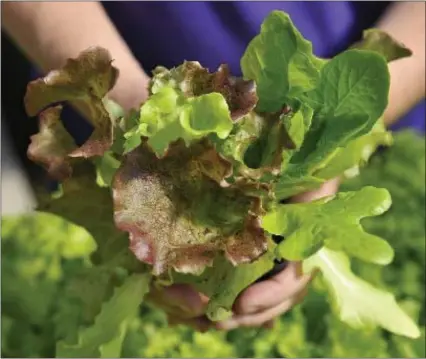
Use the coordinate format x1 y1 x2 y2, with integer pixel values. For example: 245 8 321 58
39 1 425 142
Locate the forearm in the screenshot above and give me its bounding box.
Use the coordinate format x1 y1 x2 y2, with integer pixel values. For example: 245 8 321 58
375 2 425 127
2 1 150 110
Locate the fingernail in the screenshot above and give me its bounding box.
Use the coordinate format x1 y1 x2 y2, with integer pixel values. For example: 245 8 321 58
216 318 238 331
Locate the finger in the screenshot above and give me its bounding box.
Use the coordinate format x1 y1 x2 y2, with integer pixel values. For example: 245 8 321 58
217 287 307 331
233 262 311 315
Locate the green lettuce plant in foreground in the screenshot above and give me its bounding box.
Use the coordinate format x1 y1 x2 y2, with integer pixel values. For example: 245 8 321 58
7 10 421 357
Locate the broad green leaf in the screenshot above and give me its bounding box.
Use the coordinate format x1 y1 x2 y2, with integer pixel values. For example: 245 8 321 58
241 10 322 112
262 186 394 264
304 49 389 122
123 87 233 156
303 248 420 338
290 50 389 174
56 273 151 358
351 29 412 63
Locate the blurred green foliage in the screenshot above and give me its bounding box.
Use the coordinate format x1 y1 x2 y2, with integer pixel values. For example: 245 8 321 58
1 130 424 358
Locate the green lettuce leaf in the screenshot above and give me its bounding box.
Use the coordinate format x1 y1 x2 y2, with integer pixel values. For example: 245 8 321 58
241 10 323 112
150 62 258 121
124 87 233 156
351 29 413 62
56 273 151 358
303 248 420 338
262 186 394 264
291 50 390 171
303 50 389 122
274 50 390 198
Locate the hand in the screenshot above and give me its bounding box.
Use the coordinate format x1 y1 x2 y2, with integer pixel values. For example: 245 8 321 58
215 178 341 331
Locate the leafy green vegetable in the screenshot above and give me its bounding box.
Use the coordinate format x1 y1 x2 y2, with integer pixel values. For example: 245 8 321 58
263 186 394 265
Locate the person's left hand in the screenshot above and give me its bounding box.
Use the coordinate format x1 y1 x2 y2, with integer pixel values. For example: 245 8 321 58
215 178 341 331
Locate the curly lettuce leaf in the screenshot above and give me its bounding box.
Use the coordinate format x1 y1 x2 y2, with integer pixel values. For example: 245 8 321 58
151 62 258 121
56 273 150 358
351 29 413 62
213 104 312 189
25 47 118 158
241 10 323 112
262 186 394 264
124 87 233 156
303 248 420 338
113 142 268 275
125 61 259 156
